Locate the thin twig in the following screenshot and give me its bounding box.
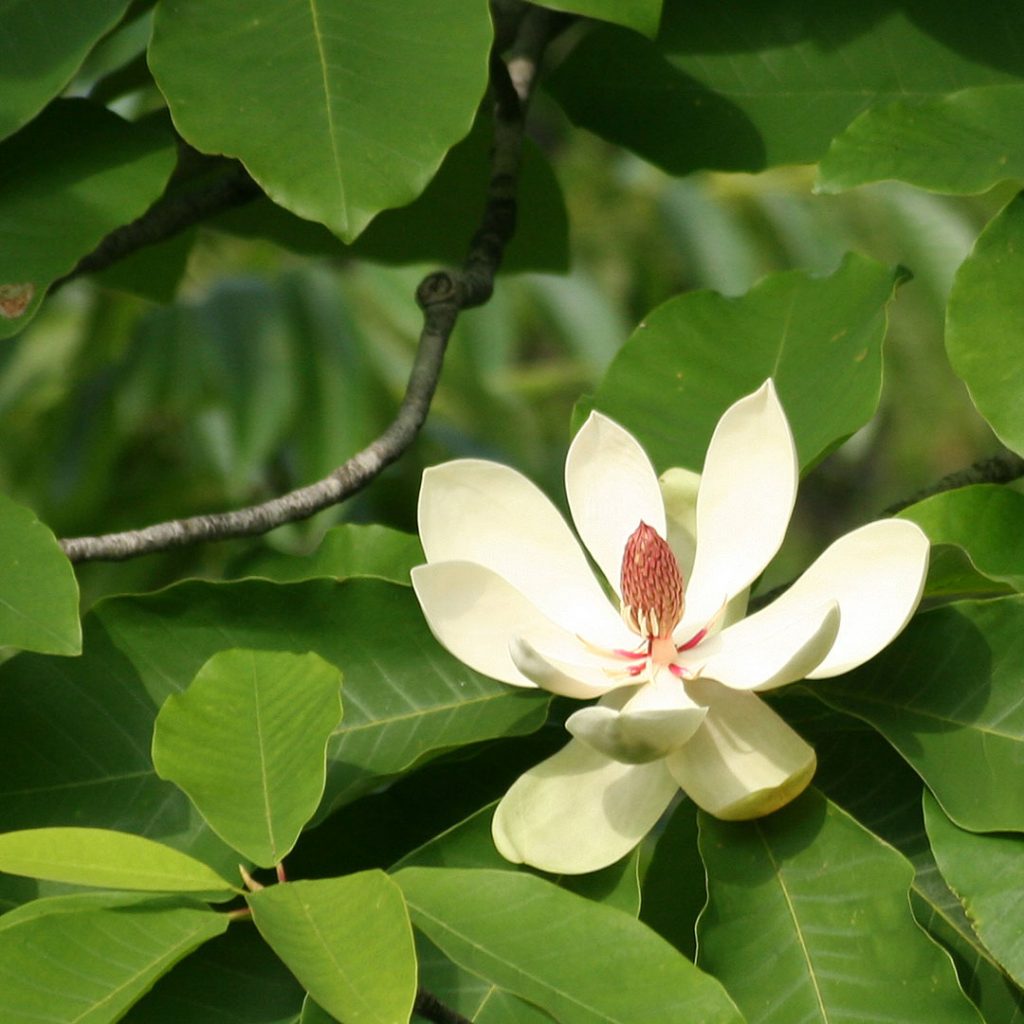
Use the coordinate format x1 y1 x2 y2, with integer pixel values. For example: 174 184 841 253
881 448 1024 515
414 987 474 1024
60 10 561 564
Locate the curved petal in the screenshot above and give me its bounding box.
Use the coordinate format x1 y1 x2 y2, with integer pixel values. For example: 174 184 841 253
509 635 628 700
686 601 841 691
492 740 679 874
766 519 929 679
412 561 585 688
682 380 798 633
666 681 816 820
566 677 707 763
565 412 666 597
419 459 621 638
659 467 701 579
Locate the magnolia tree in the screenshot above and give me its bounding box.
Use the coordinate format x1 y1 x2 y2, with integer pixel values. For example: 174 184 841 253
2 1 1024 1022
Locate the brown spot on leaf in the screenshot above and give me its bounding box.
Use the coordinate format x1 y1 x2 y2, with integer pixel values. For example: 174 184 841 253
0 282 35 320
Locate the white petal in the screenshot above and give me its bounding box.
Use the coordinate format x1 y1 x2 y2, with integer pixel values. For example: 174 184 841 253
659 467 700 579
666 681 816 820
565 412 666 597
492 740 679 873
418 460 621 638
509 635 627 700
766 519 929 679
682 380 798 632
566 677 706 763
413 561 580 688
688 601 841 691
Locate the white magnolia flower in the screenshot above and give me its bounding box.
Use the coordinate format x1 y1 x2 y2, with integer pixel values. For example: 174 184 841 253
412 381 929 874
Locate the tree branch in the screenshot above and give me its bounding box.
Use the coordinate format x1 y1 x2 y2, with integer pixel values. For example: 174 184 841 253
881 448 1024 515
414 987 474 1024
60 10 561 564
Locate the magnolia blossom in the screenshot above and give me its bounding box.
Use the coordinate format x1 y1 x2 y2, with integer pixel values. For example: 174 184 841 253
412 381 929 873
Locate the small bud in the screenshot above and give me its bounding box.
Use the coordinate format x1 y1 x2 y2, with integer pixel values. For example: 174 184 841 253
620 522 685 639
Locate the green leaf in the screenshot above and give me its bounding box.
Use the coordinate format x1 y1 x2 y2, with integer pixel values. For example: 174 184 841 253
947 194 1024 456
820 597 1024 832
248 873 416 1024
925 791 1024 987
698 790 981 1023
0 901 229 1024
0 490 79 655
547 1 1024 175
0 828 236 899
899 485 1024 596
0 99 177 339
0 0 131 142
536 0 662 37
818 85 1024 194
153 649 343 867
150 0 491 241
395 867 745 1023
582 254 900 473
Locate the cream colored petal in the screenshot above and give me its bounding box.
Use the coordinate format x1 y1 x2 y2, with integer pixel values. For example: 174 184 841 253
764 519 929 679
682 380 798 633
509 635 628 700
687 601 841 691
566 676 707 763
412 561 584 688
492 740 679 874
666 681 816 820
659 467 701 580
418 459 621 638
565 412 666 597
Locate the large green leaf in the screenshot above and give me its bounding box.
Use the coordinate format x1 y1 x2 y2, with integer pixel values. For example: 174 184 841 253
547 0 1024 175
582 254 900 472
150 0 491 241
0 491 79 655
396 867 745 1023
0 901 229 1024
947 194 1024 456
248 873 416 1024
820 597 1024 832
0 828 236 899
153 649 343 867
818 86 1024 194
899 485 1024 597
698 790 981 1023
0 578 547 898
925 791 1024 988
0 0 131 142
0 99 177 339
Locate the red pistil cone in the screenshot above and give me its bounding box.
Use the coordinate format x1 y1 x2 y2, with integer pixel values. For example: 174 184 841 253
620 522 685 639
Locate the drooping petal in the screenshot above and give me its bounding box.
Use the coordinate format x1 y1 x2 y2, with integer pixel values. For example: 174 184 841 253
666 681 816 820
509 635 629 700
418 459 621 638
566 675 707 763
412 561 584 688
681 380 798 633
686 601 841 691
659 466 700 579
492 740 679 874
565 411 666 597
762 519 929 679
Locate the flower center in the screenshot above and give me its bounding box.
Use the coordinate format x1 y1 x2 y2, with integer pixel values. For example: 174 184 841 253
620 522 685 658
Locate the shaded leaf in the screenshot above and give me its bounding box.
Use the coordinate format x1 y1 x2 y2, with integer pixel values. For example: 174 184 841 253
698 789 981 1023
153 649 343 867
248 873 416 1024
396 867 745 1023
536 0 661 37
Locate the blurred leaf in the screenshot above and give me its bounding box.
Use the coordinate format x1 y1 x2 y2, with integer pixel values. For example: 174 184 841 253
0 0 131 142
248 873 416 1024
0 491 79 654
820 597 1024 833
0 99 177 339
153 649 342 867
900 485 1024 596
925 791 1024 988
395 801 643 916
537 0 661 37
698 789 981 1023
948 194 1024 456
94 227 195 303
150 0 491 241
0 901 229 1024
548 0 1024 175
818 85 1024 194
582 253 900 472
0 828 236 899
396 867 745 1023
